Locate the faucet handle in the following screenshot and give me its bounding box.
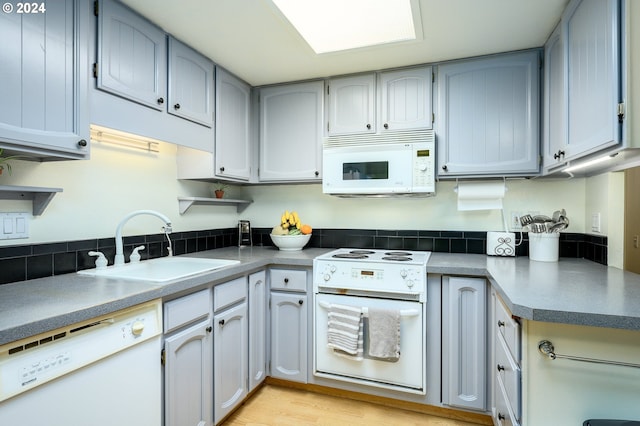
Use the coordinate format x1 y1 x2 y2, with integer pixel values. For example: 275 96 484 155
130 245 145 263
88 251 108 269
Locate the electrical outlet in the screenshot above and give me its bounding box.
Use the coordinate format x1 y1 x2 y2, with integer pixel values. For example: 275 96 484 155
511 211 523 230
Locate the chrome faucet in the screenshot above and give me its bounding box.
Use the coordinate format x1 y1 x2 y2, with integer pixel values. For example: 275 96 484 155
114 210 173 266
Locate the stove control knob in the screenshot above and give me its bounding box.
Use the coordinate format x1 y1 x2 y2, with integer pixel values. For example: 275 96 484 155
330 265 337 273
406 280 414 288
400 269 408 278
323 273 331 282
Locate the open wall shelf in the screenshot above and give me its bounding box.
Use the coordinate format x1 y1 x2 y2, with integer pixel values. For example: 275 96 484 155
177 197 253 214
0 185 63 215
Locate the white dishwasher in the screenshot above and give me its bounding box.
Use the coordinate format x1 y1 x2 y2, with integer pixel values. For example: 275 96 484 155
0 300 162 426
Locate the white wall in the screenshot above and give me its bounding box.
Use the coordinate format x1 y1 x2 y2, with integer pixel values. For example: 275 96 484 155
0 141 231 244
0 142 625 270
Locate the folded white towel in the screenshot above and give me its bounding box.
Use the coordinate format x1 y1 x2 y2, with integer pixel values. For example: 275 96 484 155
367 307 400 361
327 303 362 357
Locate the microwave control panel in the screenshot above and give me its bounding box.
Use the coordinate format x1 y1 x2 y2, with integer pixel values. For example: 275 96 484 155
412 141 435 192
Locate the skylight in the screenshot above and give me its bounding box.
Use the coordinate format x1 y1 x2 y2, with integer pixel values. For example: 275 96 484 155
272 0 418 54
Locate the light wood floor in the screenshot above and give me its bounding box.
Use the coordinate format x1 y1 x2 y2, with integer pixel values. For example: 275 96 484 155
222 384 485 426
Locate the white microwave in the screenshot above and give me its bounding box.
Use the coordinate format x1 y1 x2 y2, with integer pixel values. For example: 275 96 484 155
322 138 436 197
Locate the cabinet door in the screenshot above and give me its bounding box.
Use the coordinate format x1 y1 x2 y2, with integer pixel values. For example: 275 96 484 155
164 319 213 426
563 0 621 160
380 67 433 131
0 0 89 159
442 276 486 411
215 68 251 180
248 271 266 391
436 51 540 176
214 302 248 424
168 37 214 127
259 81 323 181
327 74 376 135
270 292 307 382
542 24 567 172
97 0 166 110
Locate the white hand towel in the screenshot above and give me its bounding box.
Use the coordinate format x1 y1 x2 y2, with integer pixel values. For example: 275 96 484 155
367 307 400 361
327 303 362 357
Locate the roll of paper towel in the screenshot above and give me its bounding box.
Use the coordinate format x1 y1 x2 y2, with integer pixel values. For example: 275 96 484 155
456 182 506 211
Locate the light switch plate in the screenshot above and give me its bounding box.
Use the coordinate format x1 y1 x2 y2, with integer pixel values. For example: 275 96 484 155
0 212 29 240
591 212 601 233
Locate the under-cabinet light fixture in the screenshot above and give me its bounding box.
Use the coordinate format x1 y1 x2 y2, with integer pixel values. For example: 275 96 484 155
90 125 161 153
271 0 420 54
562 155 614 173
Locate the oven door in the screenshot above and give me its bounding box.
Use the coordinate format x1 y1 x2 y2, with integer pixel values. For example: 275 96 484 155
322 144 413 195
314 293 425 394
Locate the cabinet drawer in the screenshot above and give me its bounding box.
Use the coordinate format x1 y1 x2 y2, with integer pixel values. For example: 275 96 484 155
495 375 519 426
495 333 520 418
270 269 307 292
214 277 247 312
495 296 520 360
164 289 210 333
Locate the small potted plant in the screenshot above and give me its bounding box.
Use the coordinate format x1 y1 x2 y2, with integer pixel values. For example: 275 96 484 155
213 182 229 199
0 148 20 176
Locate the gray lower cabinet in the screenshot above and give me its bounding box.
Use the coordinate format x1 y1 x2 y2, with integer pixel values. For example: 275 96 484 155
491 288 521 426
269 269 308 382
213 277 248 425
442 276 487 411
163 289 213 426
248 271 267 391
435 51 540 177
0 0 89 160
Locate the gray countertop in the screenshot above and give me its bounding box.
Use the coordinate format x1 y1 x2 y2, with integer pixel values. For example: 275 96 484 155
2 247 640 346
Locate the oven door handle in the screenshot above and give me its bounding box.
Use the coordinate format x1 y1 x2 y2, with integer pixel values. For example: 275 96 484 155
317 301 420 317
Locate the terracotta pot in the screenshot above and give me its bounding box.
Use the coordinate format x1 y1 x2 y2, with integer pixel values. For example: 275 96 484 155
214 190 224 199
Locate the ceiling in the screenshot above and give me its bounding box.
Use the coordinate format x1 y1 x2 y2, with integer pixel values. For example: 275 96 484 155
121 0 569 87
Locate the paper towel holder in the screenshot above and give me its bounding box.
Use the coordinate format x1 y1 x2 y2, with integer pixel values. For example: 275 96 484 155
453 177 508 194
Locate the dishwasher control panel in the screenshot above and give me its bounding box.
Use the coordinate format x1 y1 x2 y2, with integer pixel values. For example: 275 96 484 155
0 300 161 402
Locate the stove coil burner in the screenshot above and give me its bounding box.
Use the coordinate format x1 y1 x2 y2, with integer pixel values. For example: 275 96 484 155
385 251 412 256
332 253 369 259
350 250 375 255
382 256 413 261
382 251 413 261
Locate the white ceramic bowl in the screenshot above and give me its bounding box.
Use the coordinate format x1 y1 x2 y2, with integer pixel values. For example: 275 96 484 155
270 233 311 251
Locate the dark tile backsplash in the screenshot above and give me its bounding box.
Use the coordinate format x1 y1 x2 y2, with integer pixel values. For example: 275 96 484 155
0 227 608 285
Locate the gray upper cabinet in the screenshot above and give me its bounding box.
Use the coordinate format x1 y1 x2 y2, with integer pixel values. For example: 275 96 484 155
92 0 214 151
436 51 540 177
0 0 89 160
327 74 376 135
259 81 323 182
379 67 433 131
215 68 251 180
97 0 166 110
563 0 621 161
168 37 214 127
543 24 567 173
327 67 432 136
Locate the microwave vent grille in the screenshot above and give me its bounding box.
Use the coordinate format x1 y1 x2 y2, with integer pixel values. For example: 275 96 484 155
324 130 434 148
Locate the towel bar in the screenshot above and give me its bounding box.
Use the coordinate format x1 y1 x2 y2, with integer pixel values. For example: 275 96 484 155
318 301 419 317
538 340 640 369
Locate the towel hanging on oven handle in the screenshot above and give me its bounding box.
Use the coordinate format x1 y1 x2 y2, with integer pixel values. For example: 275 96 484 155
318 301 419 317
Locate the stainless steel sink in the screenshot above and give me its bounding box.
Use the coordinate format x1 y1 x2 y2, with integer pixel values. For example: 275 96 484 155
77 256 240 283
